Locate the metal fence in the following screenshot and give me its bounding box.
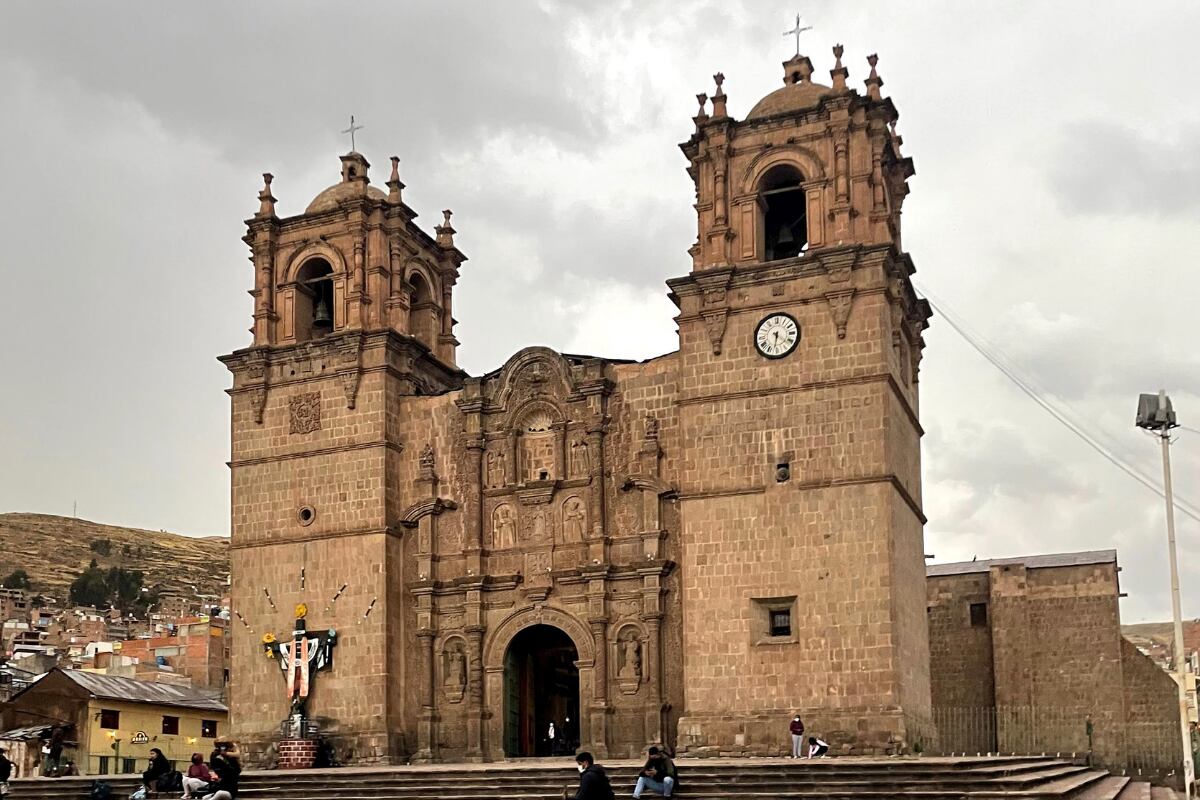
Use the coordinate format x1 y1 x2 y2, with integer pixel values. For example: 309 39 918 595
930 707 1184 780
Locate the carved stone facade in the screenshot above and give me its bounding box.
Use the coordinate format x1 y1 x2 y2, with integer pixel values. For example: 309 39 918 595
223 47 933 765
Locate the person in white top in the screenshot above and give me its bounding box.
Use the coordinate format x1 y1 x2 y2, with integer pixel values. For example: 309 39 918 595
807 737 830 758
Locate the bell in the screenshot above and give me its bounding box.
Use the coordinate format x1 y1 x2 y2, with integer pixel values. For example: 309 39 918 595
776 224 795 245
313 296 332 327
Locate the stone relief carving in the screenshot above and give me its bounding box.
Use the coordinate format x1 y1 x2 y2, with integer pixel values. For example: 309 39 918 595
562 496 586 542
486 450 506 488
569 438 590 478
419 443 436 471
492 504 516 550
289 392 321 434
443 641 466 704
644 415 660 441
530 508 548 542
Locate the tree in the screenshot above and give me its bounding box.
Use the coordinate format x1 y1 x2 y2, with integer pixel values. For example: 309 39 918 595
2 569 30 590
69 562 109 608
89 538 112 557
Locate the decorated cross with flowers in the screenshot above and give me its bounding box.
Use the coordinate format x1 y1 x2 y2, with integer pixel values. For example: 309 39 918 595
262 603 337 716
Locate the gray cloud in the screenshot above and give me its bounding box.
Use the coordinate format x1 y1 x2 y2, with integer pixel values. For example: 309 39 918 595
1048 120 1200 218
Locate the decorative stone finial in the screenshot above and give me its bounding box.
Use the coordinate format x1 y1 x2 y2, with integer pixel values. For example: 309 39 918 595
711 73 728 119
889 120 904 151
830 44 849 93
694 92 709 126
256 173 276 218
783 54 815 86
865 53 883 101
387 156 405 204
436 209 456 248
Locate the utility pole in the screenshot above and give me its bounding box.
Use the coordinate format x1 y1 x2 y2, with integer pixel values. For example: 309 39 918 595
1137 390 1192 796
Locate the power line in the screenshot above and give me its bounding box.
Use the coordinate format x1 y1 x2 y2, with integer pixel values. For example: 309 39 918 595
914 283 1200 525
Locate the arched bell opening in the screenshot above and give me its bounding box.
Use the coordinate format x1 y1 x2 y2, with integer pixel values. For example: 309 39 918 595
502 624 580 757
295 257 335 341
760 164 808 261
408 271 437 350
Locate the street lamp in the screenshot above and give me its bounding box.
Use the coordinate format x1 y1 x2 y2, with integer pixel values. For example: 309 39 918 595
1136 390 1192 795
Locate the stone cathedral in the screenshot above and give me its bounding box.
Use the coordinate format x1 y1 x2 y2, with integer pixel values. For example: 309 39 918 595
222 46 933 764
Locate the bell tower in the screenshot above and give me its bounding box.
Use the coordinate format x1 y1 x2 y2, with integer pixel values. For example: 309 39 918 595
220 151 468 763
670 46 935 753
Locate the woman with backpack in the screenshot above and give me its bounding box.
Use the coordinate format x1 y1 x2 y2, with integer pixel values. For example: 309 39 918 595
201 742 241 800
138 749 170 797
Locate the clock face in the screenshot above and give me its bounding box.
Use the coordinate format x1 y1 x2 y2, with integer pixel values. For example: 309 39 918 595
754 313 800 359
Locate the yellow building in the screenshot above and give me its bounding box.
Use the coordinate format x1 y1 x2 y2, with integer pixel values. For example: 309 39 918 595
0 668 227 775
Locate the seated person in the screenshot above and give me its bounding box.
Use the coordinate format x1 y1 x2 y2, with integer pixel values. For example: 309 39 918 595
182 753 212 799
632 746 676 799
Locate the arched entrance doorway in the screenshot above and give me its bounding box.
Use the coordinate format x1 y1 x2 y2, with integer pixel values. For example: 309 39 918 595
503 624 580 757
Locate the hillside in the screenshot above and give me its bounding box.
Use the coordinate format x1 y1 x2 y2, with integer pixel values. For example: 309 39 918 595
0 512 229 607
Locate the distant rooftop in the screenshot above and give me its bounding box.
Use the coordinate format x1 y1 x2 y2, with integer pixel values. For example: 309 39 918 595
927 549 1117 577
15 668 227 713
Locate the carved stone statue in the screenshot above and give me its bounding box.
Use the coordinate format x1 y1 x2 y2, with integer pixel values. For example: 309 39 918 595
444 644 466 688
493 505 516 549
570 438 590 478
618 635 641 681
562 497 586 542
644 415 660 441
531 509 547 541
487 450 506 488
419 443 435 471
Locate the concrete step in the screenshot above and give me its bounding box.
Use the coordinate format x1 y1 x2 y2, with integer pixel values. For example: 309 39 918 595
1074 776 1132 800
1 758 1165 800
1114 782 1151 800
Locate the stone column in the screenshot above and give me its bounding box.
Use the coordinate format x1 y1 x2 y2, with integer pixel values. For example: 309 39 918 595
465 624 485 761
414 629 436 762
643 613 663 746
588 617 610 758
464 435 484 557
507 432 519 485
586 424 605 539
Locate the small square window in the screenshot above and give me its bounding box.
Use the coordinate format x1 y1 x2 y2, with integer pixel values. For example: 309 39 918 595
752 596 797 644
201 719 218 739
969 602 988 628
162 715 179 735
100 709 120 729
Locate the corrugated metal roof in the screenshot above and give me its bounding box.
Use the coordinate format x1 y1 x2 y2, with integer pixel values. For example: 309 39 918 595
56 670 227 712
0 724 52 740
926 549 1117 577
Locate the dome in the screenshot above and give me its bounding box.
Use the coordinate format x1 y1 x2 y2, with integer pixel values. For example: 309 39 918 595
306 181 387 214
746 80 831 120
304 151 387 214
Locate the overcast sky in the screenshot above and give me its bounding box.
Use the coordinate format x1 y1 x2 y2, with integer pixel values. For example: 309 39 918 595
1 1 1197 623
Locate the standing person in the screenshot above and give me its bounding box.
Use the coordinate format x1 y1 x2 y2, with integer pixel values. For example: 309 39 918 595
807 736 830 758
182 753 212 799
632 746 676 799
48 727 65 777
139 748 169 796
0 746 13 796
789 714 805 758
563 752 614 800
201 743 241 800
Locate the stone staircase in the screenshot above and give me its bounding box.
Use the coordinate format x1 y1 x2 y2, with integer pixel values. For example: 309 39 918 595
7 756 1178 800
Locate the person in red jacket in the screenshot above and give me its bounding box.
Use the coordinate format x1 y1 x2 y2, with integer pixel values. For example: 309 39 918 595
789 714 805 758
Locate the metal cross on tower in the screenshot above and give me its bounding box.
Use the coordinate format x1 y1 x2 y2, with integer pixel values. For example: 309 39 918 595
341 115 364 151
783 14 813 57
